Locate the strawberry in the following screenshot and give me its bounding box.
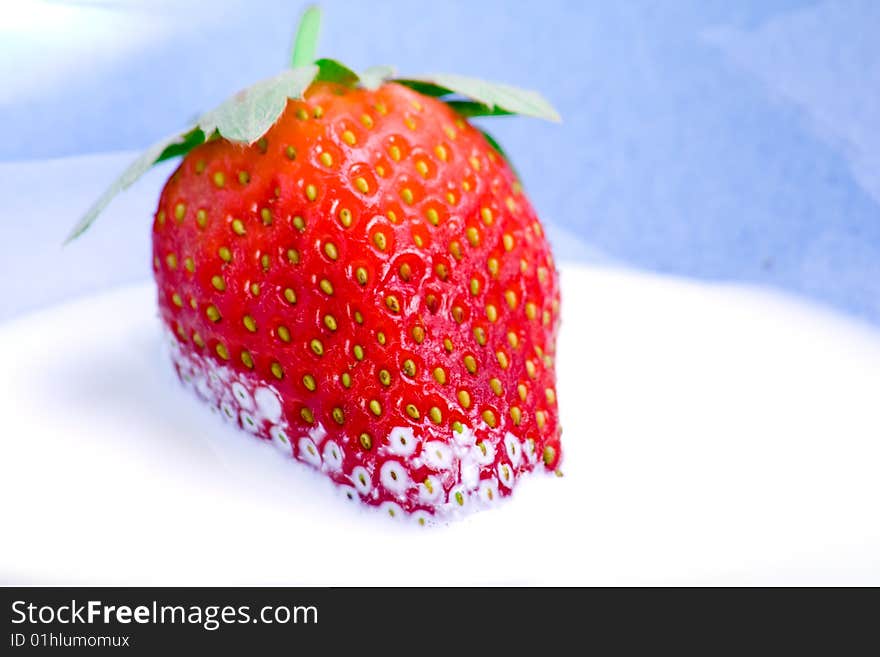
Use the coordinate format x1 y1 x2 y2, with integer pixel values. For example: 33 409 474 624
72 7 562 522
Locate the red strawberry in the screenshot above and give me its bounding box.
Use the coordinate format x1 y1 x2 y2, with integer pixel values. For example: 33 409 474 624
76 8 562 523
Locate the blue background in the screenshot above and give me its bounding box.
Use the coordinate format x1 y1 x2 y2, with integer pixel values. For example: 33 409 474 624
1 0 878 323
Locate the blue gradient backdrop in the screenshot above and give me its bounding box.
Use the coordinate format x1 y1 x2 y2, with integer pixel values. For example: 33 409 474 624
1 1 878 323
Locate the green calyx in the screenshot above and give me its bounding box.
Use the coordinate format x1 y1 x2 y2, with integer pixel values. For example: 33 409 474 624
66 5 560 243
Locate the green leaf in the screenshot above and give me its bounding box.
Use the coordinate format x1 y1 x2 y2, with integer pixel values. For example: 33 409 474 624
394 79 452 97
197 65 319 144
445 100 512 119
64 131 194 244
155 127 206 163
67 65 320 242
398 73 560 122
291 5 322 68
478 128 520 182
359 65 395 90
315 58 359 86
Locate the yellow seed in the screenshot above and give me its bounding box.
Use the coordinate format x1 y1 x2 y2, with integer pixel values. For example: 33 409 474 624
464 355 477 374
369 400 382 416
433 367 447 385
415 160 429 177
257 137 268 152
490 378 503 396
487 257 499 276
231 219 246 236
310 339 324 356
435 144 448 161
543 310 551 326
285 145 297 160
166 253 178 269
510 406 522 426
196 209 207 228
405 116 417 131
435 263 448 280
242 315 256 332
444 338 453 353
359 432 372 450
260 254 270 272
313 105 324 118
211 275 226 291
354 177 370 193
405 404 420 420
413 234 424 248
518 383 528 401
462 180 472 192
212 171 225 188
218 246 232 262
374 102 388 115
452 306 464 323
361 114 373 128
324 314 337 331
238 171 250 185
400 188 414 205
324 242 338 260
496 351 509 369
305 184 317 201
480 207 493 225
189 297 197 309
251 283 260 295
482 409 497 428
486 304 498 323
526 302 538 320
543 445 555 466
526 359 537 379
301 407 314 423
338 208 353 227
171 293 183 308
505 290 518 310
173 203 186 222
376 164 386 177
193 332 205 348
446 192 456 205
546 388 557 405
296 107 309 120
466 226 480 247
319 152 333 167
373 232 387 251
503 234 514 251
536 410 547 429
287 248 300 264
506 197 516 212
507 331 519 348
355 267 368 285
429 406 442 424
216 343 229 360
457 390 471 409
379 369 391 386
354 311 363 324
444 125 456 140
426 207 439 225
474 326 487 346
389 145 401 161
332 407 345 424
284 288 297 304
206 305 221 322
411 325 425 343
277 326 291 343
319 279 334 295
341 372 352 388
293 216 306 232
184 257 195 273
377 331 386 345
240 350 253 369
353 344 364 360
470 278 481 295
402 359 416 377
261 208 272 225
342 130 356 145
302 374 316 391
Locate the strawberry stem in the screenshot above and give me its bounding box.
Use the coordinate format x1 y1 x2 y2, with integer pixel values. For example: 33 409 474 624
291 5 322 68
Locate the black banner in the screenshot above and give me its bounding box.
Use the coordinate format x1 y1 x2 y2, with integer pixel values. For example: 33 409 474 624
1 587 875 652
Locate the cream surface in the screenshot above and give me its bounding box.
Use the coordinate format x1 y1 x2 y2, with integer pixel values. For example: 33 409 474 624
2 264 879 585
